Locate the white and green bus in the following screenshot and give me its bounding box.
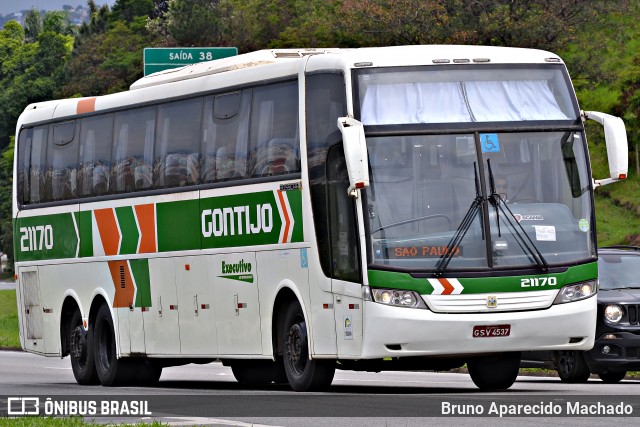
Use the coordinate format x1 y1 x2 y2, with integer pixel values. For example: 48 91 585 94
13 45 628 391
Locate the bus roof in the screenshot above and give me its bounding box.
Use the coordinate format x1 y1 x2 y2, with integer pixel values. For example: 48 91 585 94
17 45 563 127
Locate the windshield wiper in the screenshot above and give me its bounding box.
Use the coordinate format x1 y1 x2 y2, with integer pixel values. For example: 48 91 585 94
487 159 549 272
435 162 484 277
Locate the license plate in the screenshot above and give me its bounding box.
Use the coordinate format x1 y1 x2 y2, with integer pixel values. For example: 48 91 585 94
473 324 511 338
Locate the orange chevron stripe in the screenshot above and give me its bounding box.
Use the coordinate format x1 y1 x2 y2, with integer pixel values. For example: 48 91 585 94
94 208 120 256
439 278 455 295
76 97 96 114
277 190 291 243
134 203 156 253
108 260 135 308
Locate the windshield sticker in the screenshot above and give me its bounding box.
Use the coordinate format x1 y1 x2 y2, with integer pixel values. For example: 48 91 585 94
534 225 556 242
480 133 500 153
513 214 544 222
578 219 590 232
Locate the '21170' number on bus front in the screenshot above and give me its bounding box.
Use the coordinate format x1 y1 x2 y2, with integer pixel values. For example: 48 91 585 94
20 225 53 252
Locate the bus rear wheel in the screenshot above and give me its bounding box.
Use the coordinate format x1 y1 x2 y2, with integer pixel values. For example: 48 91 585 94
282 301 335 391
467 352 520 390
93 304 135 386
69 310 99 385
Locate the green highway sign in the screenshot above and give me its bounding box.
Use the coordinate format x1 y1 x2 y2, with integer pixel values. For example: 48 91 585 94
143 47 238 76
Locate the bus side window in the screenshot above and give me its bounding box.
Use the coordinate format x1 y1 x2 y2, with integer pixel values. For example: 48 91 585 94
111 107 156 194
155 98 203 189
202 90 251 183
249 81 300 178
29 126 49 204
79 114 113 197
17 130 30 205
48 121 79 201
326 144 361 283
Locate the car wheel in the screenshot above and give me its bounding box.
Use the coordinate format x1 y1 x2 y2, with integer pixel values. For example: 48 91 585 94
598 371 626 383
555 351 590 383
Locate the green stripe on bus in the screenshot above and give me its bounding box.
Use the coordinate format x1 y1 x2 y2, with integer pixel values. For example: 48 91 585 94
130 259 152 307
115 206 139 255
75 211 93 258
368 262 598 294
14 213 78 262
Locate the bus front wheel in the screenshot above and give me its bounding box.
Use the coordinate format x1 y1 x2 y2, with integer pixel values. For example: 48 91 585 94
69 309 99 385
282 301 335 391
467 352 520 390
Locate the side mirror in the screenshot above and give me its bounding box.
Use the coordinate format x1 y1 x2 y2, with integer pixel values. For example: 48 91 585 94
337 117 370 196
582 111 628 187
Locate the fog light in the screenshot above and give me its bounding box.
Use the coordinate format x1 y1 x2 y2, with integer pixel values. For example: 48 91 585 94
602 345 611 354
603 334 617 340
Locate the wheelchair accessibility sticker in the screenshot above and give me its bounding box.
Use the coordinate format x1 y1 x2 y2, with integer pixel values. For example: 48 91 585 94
480 133 500 153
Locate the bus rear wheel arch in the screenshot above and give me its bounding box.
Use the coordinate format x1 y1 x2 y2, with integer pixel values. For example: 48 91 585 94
281 300 335 391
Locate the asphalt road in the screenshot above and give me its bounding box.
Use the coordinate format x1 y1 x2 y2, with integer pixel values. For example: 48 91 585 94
0 281 14 291
1 350 639 426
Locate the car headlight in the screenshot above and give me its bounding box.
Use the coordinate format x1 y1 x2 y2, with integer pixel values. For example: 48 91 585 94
371 288 427 309
553 280 596 304
604 305 624 323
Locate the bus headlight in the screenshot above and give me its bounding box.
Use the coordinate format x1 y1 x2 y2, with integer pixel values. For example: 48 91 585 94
553 280 596 304
604 305 623 323
371 289 427 309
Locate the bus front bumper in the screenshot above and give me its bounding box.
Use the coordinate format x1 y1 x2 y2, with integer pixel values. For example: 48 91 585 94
360 296 596 359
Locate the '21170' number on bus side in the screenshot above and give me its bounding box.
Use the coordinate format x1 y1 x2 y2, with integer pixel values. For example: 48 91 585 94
20 225 53 252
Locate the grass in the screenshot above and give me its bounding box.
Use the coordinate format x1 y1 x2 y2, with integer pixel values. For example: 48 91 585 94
0 290 20 349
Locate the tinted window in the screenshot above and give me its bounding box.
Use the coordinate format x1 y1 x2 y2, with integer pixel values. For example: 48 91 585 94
17 130 29 205
155 98 202 189
201 90 251 183
248 81 300 177
305 73 347 277
48 121 79 201
79 114 113 197
598 254 640 289
29 126 48 204
111 107 156 193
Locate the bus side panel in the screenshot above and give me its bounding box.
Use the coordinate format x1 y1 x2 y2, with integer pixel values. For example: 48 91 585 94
16 266 46 355
256 248 311 357
213 252 262 355
144 257 181 355
175 255 218 355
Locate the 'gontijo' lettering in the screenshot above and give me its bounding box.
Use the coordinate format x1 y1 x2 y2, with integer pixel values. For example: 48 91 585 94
201 204 273 238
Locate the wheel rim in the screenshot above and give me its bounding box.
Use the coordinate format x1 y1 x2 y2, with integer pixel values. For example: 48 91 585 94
557 351 575 377
71 325 88 369
286 319 308 375
96 318 112 373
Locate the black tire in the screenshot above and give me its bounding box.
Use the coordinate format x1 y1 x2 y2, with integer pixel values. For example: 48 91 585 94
555 351 590 383
93 304 135 386
282 301 335 391
230 360 285 385
69 310 99 385
132 359 163 385
598 371 626 383
467 352 520 390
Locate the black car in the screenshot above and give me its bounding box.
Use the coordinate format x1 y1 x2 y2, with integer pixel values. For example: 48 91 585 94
522 246 640 383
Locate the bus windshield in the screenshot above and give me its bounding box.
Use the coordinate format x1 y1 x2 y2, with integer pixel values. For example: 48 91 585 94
365 131 595 271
